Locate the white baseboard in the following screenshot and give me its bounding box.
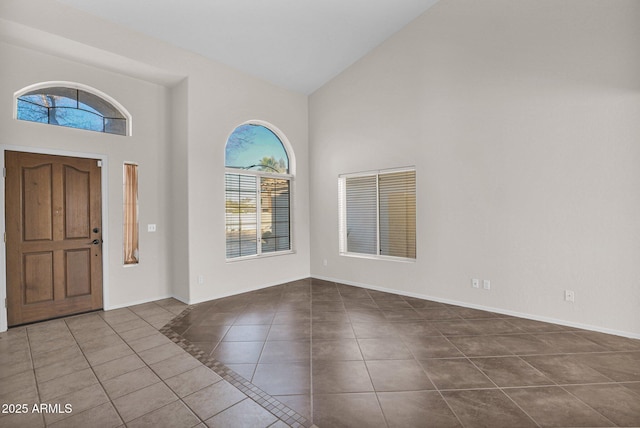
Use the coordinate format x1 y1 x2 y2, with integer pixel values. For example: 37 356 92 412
101 276 309 312
105 295 175 311
312 275 640 340
186 276 310 306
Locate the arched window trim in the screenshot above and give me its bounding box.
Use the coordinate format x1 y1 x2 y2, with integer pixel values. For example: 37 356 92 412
13 81 133 136
224 120 295 261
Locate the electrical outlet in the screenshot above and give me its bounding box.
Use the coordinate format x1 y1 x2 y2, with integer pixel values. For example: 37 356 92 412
564 290 575 302
323 259 328 267
147 224 156 232
197 275 204 285
483 279 491 290
472 278 480 288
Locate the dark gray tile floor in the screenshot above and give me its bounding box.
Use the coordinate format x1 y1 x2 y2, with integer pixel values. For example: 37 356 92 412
166 278 640 428
2 277 640 427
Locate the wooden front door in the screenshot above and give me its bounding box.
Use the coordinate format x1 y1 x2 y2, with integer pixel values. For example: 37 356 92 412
5 151 103 326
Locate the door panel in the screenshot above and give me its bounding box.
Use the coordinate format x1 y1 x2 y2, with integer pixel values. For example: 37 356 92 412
64 166 91 239
6 151 103 326
23 252 54 304
23 164 54 241
65 249 92 297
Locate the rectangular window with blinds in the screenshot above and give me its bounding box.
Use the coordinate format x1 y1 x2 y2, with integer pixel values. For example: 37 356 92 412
225 173 291 259
339 168 416 260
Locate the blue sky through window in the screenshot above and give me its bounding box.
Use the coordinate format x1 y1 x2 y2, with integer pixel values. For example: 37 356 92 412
225 124 288 173
16 87 127 136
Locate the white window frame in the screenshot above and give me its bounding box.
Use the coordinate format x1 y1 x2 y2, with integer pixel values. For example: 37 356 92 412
224 120 295 262
338 166 416 262
14 81 132 136
224 169 293 261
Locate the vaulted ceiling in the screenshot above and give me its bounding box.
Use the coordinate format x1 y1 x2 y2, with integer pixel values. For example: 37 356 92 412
55 0 440 94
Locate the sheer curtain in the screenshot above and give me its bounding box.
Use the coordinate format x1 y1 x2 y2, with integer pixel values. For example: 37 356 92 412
123 163 139 264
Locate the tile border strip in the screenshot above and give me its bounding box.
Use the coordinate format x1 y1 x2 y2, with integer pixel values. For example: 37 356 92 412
160 304 312 428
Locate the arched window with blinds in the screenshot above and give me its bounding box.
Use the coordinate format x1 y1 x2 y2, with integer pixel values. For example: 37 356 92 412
224 122 294 260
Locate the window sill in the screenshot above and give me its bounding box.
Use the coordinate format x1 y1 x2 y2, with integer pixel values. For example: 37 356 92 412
225 249 295 263
339 252 416 263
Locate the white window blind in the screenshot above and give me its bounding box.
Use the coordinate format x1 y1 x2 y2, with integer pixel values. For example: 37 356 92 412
339 168 416 260
345 175 378 255
225 173 291 259
378 171 416 258
225 174 258 258
260 177 291 254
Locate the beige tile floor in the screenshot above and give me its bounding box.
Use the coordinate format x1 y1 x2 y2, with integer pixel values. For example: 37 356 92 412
0 298 291 428
2 278 640 428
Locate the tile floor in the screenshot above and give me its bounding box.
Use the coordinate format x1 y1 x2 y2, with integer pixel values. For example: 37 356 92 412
1 277 640 427
0 298 292 428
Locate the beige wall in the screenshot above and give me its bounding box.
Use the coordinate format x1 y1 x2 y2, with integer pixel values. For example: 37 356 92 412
309 0 640 336
184 64 310 304
2 0 638 338
168 79 190 302
0 0 311 331
0 42 173 311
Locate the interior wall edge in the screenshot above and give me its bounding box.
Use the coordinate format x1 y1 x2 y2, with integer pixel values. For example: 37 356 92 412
186 275 311 306
104 294 176 311
311 274 640 340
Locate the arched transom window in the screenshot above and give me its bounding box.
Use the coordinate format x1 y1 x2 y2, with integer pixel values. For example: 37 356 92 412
225 123 293 259
15 83 130 136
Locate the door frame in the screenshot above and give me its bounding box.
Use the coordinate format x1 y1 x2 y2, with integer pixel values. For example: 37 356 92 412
1 145 110 332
